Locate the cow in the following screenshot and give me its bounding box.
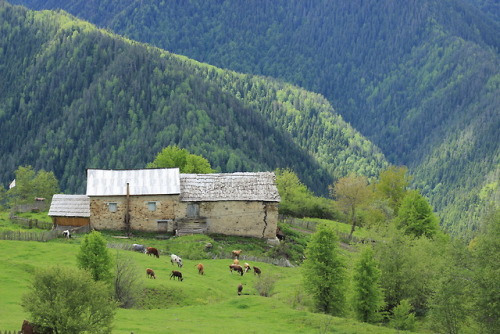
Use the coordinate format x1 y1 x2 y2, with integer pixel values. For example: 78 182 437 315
253 266 262 277
170 270 183 281
171 254 183 267
231 250 243 259
62 230 71 238
132 244 145 253
229 264 244 276
233 259 240 265
146 247 160 258
146 268 156 279
237 283 243 296
244 263 251 273
276 226 286 241
21 320 35 334
196 263 204 275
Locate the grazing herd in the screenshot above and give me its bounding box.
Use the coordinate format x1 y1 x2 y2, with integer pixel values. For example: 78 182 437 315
136 247 263 295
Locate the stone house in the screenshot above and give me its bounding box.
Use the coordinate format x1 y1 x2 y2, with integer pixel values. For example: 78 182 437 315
50 168 281 239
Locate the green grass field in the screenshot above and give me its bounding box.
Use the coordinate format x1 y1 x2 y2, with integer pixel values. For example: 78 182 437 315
0 237 408 334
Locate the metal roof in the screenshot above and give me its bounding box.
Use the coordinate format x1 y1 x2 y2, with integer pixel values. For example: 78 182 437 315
86 168 180 196
180 172 281 202
48 194 90 217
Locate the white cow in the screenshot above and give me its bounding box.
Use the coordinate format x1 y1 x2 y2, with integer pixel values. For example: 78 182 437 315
62 230 71 238
132 244 145 253
170 254 183 267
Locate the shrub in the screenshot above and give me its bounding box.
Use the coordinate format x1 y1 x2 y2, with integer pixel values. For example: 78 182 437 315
22 266 116 333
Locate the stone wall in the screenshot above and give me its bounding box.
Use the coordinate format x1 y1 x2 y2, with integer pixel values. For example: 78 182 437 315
176 201 278 238
90 195 278 238
90 195 178 232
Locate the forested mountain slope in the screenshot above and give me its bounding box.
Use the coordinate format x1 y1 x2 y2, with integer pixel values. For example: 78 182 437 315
10 0 499 236
0 2 387 198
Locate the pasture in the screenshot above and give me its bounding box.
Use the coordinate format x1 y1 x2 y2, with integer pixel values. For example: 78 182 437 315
0 236 402 333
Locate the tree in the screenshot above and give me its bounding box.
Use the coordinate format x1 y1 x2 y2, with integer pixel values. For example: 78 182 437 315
375 166 412 215
395 189 439 239
22 266 116 334
147 145 214 173
113 252 142 308
77 231 113 282
470 208 500 333
374 227 442 316
0 184 7 210
275 168 338 219
330 173 372 238
389 299 416 331
429 241 473 334
352 246 385 323
302 223 346 315
7 165 60 208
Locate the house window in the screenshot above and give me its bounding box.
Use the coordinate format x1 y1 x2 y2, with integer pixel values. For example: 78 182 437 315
108 202 117 213
187 203 199 218
147 202 157 212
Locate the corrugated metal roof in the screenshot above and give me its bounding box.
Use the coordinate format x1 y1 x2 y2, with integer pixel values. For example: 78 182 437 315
48 194 90 217
86 168 180 196
180 172 281 202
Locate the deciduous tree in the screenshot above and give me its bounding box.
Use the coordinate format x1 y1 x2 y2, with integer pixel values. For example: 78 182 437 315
77 231 113 282
375 166 411 215
147 145 214 173
330 173 372 238
7 165 59 208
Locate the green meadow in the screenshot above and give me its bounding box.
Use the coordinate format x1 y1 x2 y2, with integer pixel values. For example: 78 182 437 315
0 230 404 333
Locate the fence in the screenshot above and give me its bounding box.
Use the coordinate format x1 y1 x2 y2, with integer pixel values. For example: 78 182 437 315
0 229 59 242
9 215 53 230
12 201 48 213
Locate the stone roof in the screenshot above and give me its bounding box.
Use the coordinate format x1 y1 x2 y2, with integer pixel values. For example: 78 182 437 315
180 172 281 202
86 168 180 196
48 194 90 217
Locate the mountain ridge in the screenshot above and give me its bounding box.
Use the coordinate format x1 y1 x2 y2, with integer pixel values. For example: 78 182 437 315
0 1 386 199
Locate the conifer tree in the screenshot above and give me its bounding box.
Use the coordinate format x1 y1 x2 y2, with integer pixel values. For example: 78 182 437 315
352 246 385 323
471 209 500 333
302 223 346 315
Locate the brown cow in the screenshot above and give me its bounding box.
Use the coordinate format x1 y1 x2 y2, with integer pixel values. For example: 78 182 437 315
229 264 244 276
233 259 240 265
253 266 262 277
170 270 183 281
244 262 251 273
197 263 204 275
231 250 242 259
237 283 243 296
146 247 160 258
146 268 156 279
21 320 35 334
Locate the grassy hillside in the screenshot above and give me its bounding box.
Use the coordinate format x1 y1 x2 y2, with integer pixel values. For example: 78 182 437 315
0 1 386 198
0 238 405 334
9 0 499 237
